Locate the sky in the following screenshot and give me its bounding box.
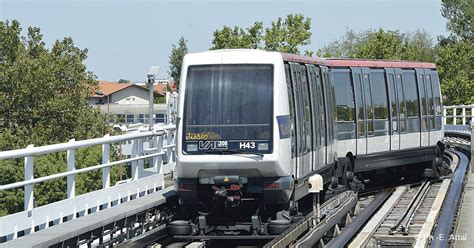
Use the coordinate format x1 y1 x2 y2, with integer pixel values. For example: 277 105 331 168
1 0 448 81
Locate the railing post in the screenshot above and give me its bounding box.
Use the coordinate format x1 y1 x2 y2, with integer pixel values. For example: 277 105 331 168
24 144 34 211
462 107 466 125
67 139 75 199
471 123 474 173
137 138 144 179
471 107 474 125
131 139 139 180
166 130 173 165
155 135 164 174
443 108 447 125
102 134 110 189
453 108 457 125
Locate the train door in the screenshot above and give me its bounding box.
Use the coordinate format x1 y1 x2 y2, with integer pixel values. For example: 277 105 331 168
367 69 389 153
386 68 400 150
429 70 443 143
306 64 325 171
351 67 367 155
300 65 313 176
332 69 356 157
289 63 311 178
394 68 409 149
416 69 429 146
424 70 435 145
284 64 297 177
321 66 336 164
400 69 420 149
361 68 374 153
315 66 327 167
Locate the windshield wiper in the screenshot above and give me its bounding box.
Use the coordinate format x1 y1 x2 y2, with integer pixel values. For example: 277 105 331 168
205 149 264 157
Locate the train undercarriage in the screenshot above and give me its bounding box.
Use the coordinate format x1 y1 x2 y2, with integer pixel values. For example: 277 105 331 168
168 145 451 240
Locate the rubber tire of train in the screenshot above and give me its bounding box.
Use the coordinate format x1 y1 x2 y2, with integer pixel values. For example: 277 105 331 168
432 148 444 179
338 157 353 188
267 219 292 235
167 220 193 235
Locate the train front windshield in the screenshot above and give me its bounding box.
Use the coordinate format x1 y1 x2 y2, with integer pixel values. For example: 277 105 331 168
183 64 273 154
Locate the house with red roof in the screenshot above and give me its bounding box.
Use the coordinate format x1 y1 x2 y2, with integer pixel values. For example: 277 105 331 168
88 80 176 124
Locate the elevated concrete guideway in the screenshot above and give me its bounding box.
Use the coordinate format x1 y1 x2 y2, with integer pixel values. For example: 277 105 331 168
0 187 176 248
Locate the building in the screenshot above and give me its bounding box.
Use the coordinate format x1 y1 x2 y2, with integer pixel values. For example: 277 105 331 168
88 80 176 124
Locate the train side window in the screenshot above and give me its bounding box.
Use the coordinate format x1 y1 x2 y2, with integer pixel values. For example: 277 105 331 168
369 70 389 136
387 73 398 134
431 72 442 130
402 70 420 133
363 74 374 136
284 64 296 158
417 73 428 131
300 65 312 153
396 74 407 133
324 69 336 145
316 68 326 147
292 66 304 156
333 69 356 140
306 64 318 152
425 74 435 130
353 72 365 137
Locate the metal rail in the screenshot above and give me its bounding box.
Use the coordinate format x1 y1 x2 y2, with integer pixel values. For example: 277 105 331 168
263 191 358 248
293 191 358 247
431 149 470 247
389 181 431 235
326 189 393 247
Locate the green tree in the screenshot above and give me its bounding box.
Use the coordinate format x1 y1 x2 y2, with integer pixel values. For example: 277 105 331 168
353 29 406 60
403 30 436 62
0 20 125 215
117 79 130 84
264 14 312 54
211 14 312 55
317 28 435 62
211 22 264 50
169 36 188 88
436 0 473 105
441 0 473 40
437 41 474 105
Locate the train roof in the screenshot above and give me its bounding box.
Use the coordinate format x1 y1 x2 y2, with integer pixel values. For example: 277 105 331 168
183 50 436 69
280 52 436 69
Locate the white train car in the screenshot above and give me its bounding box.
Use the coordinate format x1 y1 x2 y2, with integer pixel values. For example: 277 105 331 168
174 49 446 228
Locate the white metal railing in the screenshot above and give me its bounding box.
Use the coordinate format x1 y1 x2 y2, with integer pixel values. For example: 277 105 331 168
443 105 474 125
0 124 175 241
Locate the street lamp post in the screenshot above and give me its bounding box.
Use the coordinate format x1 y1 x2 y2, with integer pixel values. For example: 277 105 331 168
147 66 160 130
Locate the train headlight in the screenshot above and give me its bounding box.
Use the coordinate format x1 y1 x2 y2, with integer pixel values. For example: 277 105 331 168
187 144 198 152
258 143 269 151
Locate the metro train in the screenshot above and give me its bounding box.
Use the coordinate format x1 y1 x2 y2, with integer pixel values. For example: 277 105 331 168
172 49 449 235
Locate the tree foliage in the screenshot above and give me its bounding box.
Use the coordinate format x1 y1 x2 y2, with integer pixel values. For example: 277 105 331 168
437 41 474 105
0 20 125 216
436 0 473 105
168 36 188 88
117 79 130 84
441 0 473 40
211 14 312 55
317 29 435 62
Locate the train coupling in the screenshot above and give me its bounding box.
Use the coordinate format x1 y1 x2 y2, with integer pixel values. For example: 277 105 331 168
211 176 244 208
